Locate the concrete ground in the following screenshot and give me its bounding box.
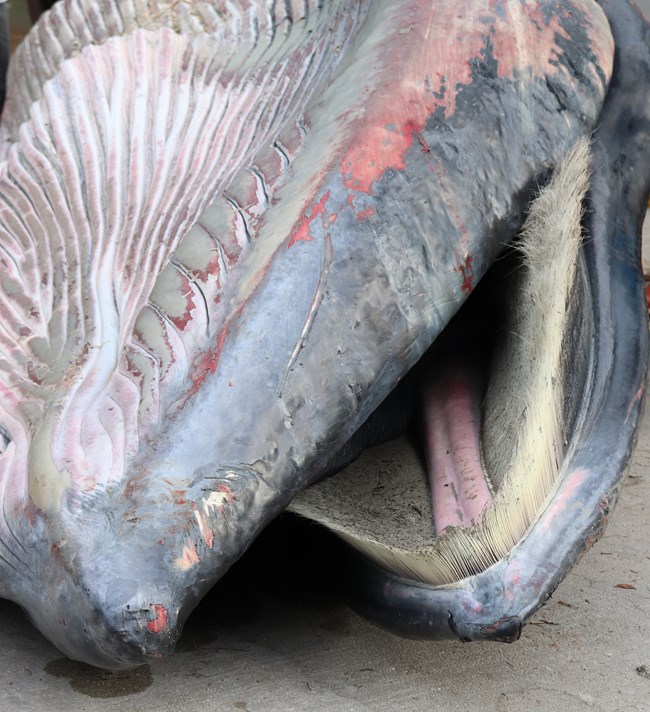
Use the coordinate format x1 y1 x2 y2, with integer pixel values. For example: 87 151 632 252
1 4 649 711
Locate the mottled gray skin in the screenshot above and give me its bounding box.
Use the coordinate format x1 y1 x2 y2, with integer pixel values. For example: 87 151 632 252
0 1 630 668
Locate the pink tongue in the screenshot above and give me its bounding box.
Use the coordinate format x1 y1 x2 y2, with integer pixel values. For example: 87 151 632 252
421 361 493 534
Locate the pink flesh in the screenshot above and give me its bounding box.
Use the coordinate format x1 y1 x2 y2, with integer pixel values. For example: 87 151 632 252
421 362 493 533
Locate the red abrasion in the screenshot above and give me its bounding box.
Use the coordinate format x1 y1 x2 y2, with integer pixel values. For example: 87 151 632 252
135 310 177 380
288 190 330 247
0 381 20 410
344 193 376 223
202 517 215 549
341 119 428 196
124 355 142 380
217 483 235 504
177 540 200 569
501 467 591 601
146 604 168 634
415 130 432 154
169 272 196 332
626 383 645 420
424 151 471 247
356 207 376 222
192 249 225 284
421 362 493 533
189 326 229 396
538 468 589 533
455 255 474 293
26 364 44 386
171 489 187 506
198 221 241 268
194 506 216 548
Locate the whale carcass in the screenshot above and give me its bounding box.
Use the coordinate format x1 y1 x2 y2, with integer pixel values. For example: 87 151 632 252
0 0 648 668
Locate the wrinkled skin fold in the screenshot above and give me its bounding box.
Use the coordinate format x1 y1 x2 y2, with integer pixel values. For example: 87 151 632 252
0 0 647 668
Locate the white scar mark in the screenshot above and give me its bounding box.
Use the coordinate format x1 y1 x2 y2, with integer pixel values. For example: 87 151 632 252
277 232 334 397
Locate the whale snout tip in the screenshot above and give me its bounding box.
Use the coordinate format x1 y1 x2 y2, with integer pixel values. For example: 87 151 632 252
30 592 184 669
104 601 182 667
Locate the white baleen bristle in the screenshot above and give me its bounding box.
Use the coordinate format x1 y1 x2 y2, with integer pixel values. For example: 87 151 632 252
289 138 591 585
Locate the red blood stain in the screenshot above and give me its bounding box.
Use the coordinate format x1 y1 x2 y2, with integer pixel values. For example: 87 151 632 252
146 604 168 634
288 190 330 247
454 256 474 293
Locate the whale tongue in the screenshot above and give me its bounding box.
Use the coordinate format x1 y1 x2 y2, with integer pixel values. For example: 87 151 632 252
422 359 493 533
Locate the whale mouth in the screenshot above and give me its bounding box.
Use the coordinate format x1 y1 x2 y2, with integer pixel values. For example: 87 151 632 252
276 0 650 643
289 138 595 586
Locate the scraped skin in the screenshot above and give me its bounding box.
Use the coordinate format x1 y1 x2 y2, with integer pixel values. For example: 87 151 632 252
0 1 613 667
